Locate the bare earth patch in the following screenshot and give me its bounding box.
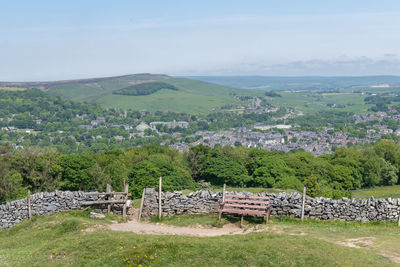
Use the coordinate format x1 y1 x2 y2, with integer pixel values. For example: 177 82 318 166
336 237 375 248
336 237 400 263
108 221 280 237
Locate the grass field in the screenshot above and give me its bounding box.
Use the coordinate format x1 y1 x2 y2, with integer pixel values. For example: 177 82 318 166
1 211 399 266
270 92 371 114
352 185 400 199
0 87 26 91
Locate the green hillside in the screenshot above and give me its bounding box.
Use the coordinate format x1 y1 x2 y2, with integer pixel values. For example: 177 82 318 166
96 77 257 114
47 73 169 101
43 74 259 114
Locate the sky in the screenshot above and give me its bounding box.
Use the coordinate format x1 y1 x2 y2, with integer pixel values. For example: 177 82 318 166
1 0 400 81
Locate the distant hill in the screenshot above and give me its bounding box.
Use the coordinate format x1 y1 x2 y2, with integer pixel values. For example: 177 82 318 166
0 74 260 114
185 75 400 91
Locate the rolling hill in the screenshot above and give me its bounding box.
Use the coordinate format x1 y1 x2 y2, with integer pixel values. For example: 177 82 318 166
0 74 261 114
186 75 400 91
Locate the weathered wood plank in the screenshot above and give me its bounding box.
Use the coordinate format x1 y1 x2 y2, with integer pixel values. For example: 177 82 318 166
225 194 270 200
83 192 130 196
224 203 270 209
82 200 126 205
224 199 269 205
221 209 267 216
122 184 129 221
106 184 111 215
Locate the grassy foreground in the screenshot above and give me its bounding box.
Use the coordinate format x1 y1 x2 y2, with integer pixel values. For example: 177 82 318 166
1 211 400 266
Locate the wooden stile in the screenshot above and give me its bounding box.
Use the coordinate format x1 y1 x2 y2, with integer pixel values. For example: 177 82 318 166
83 183 130 221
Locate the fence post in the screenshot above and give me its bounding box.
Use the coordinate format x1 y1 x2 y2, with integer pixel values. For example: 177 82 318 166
158 177 162 219
122 183 129 221
27 190 32 219
398 207 400 227
301 187 306 222
106 184 111 215
138 188 146 222
222 184 226 203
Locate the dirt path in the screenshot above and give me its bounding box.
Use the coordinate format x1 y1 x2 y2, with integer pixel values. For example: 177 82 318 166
108 221 273 237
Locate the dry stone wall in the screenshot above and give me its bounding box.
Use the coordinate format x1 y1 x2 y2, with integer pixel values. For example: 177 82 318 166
0 191 130 230
142 189 400 222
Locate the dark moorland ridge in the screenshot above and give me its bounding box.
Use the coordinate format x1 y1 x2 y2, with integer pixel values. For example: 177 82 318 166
0 73 169 90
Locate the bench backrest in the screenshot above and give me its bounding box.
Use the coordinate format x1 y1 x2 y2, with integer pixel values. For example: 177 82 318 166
223 194 270 212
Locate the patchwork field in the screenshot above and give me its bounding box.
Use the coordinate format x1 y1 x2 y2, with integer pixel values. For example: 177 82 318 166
0 211 399 266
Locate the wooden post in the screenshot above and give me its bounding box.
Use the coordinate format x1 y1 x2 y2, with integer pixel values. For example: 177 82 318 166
106 184 111 215
158 177 162 219
398 211 400 227
222 184 226 203
240 215 244 228
122 184 129 221
27 190 32 219
398 206 400 227
138 188 146 222
301 187 306 222
219 184 226 222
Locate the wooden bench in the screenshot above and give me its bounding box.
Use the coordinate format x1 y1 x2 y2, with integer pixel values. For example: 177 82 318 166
218 194 271 227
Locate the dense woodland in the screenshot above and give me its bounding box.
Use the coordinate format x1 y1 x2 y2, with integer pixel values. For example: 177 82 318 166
1 140 400 203
112 82 179 96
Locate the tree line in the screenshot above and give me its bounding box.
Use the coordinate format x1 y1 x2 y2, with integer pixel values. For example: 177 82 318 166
1 140 400 203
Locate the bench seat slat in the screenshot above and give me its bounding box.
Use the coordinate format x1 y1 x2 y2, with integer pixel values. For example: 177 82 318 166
225 194 270 200
224 199 268 205
224 203 269 209
221 209 267 216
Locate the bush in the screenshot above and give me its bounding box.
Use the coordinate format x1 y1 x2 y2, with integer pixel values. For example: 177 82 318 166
275 176 303 191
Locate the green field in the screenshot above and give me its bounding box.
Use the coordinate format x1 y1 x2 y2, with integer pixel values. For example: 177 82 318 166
1 211 399 266
352 185 400 199
269 91 371 114
0 87 26 91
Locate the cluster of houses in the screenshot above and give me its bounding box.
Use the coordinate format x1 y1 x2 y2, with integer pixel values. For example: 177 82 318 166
3 108 400 155
170 124 393 156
